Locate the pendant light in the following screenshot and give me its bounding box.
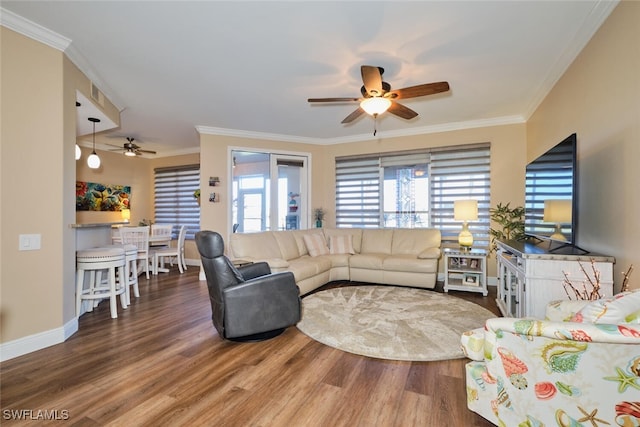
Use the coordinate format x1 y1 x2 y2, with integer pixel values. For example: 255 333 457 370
75 101 82 160
87 117 101 169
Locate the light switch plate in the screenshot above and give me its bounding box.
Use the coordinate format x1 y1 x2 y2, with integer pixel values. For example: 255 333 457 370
19 234 41 251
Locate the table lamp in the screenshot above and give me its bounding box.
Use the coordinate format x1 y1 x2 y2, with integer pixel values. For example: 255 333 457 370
121 208 131 223
543 199 571 241
454 200 478 248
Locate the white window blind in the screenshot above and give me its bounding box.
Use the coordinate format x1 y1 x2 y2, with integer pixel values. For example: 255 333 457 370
430 143 491 250
335 144 490 246
154 165 200 240
335 157 381 228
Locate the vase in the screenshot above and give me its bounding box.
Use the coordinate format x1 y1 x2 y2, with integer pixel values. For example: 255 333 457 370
315 220 322 228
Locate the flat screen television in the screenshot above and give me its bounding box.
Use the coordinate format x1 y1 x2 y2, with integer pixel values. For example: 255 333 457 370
524 133 579 250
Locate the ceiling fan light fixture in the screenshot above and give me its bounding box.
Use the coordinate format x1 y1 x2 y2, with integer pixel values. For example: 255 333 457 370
360 97 391 116
87 117 101 169
75 144 81 160
124 150 136 157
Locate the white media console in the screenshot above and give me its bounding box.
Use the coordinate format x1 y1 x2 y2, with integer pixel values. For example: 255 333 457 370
495 239 615 319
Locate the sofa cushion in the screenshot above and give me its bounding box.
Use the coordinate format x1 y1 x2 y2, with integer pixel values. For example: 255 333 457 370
287 256 332 281
382 255 437 273
229 231 281 260
391 229 439 255
573 289 640 324
349 253 385 269
303 233 329 257
323 228 363 253
272 230 301 261
328 235 355 255
292 229 323 256
361 229 393 254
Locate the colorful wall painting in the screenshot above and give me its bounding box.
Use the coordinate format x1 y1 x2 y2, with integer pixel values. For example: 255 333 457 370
76 181 131 211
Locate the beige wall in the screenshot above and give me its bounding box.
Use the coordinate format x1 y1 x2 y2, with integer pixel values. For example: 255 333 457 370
200 124 528 278
1 28 118 344
527 0 639 291
76 150 154 225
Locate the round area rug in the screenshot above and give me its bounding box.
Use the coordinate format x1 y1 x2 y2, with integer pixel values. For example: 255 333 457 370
297 285 495 362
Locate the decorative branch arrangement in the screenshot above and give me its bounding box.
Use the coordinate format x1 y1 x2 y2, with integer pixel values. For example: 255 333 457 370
562 259 603 301
563 260 635 300
621 264 634 293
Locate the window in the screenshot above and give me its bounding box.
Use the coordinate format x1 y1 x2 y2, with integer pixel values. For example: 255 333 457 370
335 143 491 249
430 144 491 250
154 165 200 240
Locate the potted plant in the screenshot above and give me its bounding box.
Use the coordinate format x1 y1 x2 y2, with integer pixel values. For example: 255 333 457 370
313 208 325 228
489 202 525 252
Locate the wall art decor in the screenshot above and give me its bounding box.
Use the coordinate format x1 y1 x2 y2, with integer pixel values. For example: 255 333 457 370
76 181 131 211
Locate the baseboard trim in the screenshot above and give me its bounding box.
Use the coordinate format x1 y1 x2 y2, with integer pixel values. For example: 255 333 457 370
0 317 78 362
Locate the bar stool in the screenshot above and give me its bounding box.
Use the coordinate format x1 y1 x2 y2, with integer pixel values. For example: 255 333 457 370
103 243 139 306
76 247 127 319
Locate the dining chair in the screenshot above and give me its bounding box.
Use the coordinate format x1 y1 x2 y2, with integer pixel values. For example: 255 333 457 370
150 224 173 248
119 226 152 279
153 225 187 274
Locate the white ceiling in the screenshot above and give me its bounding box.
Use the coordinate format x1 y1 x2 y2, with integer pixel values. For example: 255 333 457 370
2 1 618 157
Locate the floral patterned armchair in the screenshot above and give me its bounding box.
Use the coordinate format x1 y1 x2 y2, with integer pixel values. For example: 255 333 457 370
461 290 640 426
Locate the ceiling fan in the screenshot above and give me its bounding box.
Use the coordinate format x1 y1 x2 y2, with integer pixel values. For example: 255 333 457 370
308 65 450 124
107 137 156 157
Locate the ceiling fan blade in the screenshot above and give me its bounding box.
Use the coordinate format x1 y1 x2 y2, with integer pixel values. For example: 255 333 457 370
387 102 418 120
308 97 360 103
361 65 383 97
341 107 365 124
389 81 450 99
137 149 156 154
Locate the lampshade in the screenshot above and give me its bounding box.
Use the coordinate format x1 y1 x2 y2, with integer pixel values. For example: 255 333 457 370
543 199 572 223
454 200 478 221
360 97 391 116
75 144 81 160
87 153 101 168
121 209 131 222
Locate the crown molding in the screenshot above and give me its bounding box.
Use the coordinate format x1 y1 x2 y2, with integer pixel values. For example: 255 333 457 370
1 7 70 51
1 7 125 111
523 0 619 119
196 115 526 146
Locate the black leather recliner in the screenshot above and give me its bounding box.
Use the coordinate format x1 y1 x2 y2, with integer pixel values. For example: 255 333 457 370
195 230 301 341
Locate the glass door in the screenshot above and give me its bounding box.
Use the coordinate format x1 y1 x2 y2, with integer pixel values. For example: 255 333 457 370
274 156 307 230
232 150 308 232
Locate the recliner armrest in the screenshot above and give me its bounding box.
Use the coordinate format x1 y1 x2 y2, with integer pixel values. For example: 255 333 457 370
222 271 301 338
238 262 272 280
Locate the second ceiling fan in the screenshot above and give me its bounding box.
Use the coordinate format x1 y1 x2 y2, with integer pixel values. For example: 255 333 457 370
308 65 450 124
107 137 156 157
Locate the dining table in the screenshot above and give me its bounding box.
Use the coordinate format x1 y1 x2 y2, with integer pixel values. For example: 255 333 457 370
112 233 173 274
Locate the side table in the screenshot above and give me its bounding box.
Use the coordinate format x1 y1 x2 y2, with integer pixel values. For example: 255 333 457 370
443 249 488 296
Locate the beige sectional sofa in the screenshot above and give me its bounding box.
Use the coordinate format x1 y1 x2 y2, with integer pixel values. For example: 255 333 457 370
229 228 441 295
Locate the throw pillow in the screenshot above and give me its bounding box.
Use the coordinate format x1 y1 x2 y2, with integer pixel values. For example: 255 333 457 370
573 289 640 324
303 234 329 257
329 235 355 255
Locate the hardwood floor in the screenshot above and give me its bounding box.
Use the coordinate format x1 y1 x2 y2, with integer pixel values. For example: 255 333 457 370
1 268 498 426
